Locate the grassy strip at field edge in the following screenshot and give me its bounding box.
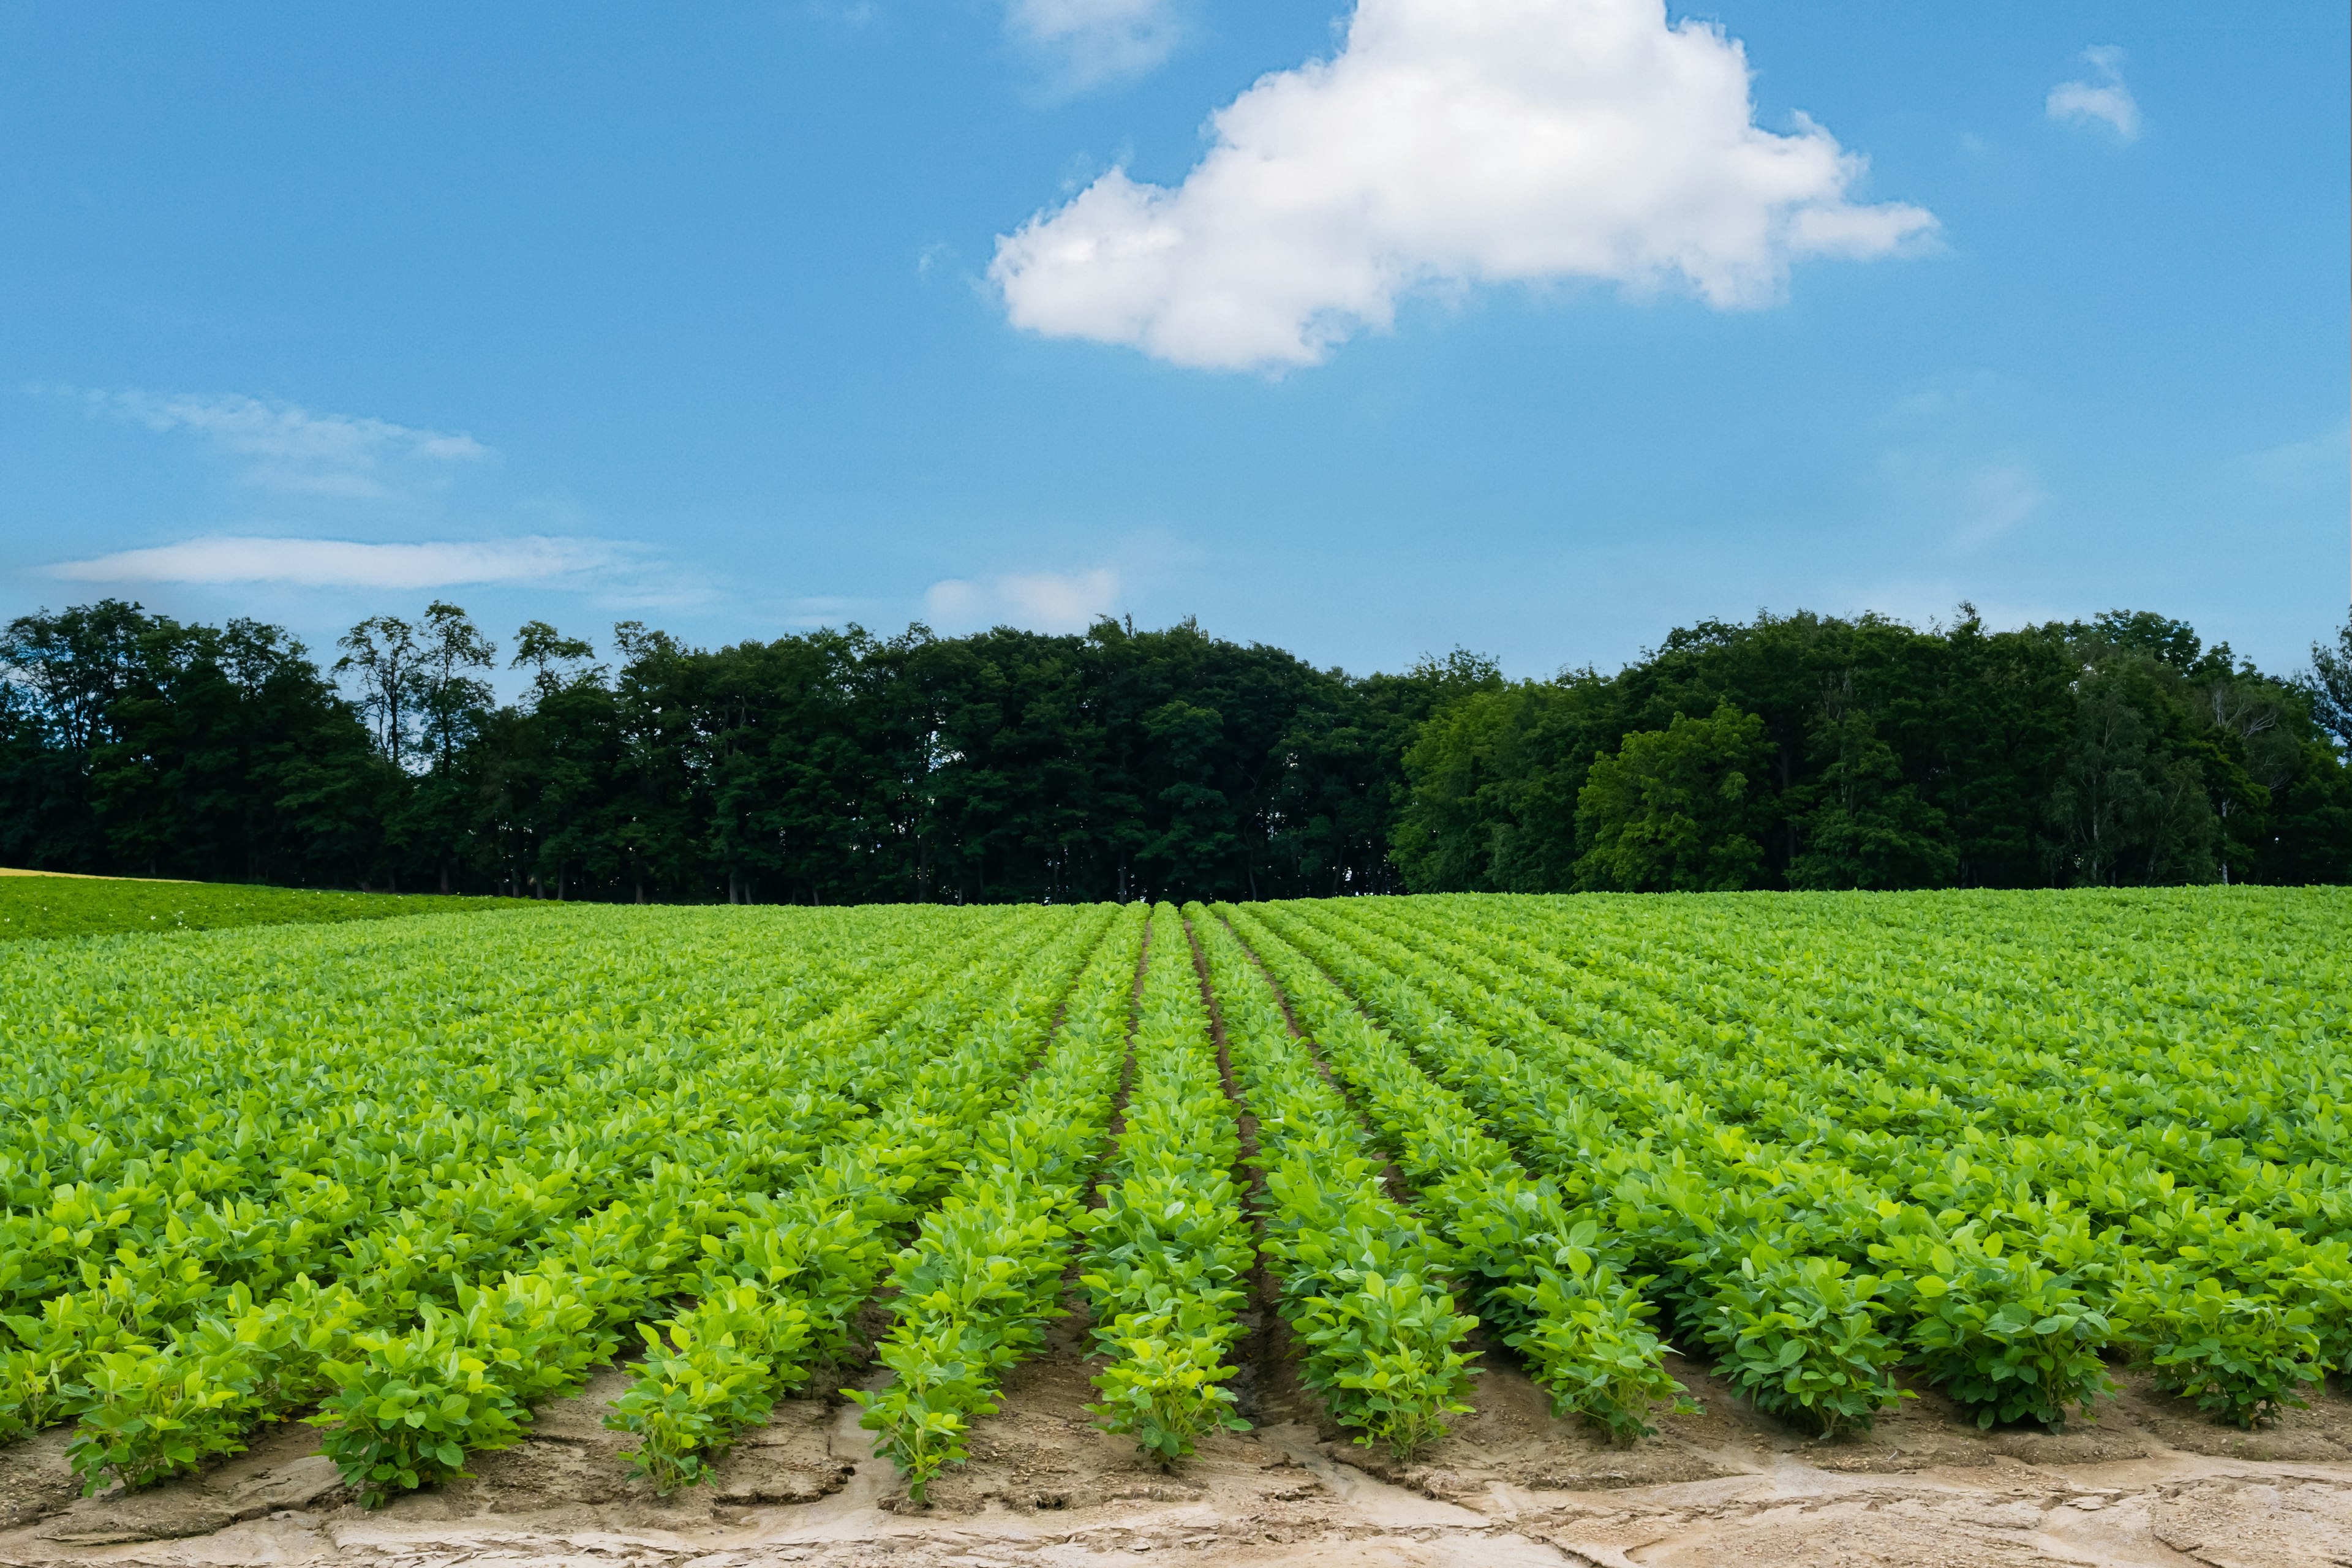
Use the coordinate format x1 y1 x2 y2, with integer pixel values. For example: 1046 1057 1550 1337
0 875 538 941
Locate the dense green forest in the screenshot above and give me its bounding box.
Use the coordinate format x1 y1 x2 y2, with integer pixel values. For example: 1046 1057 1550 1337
3 598 2347 901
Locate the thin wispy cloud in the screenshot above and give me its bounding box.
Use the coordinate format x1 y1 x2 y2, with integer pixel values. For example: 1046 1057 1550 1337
2046 46 2141 143
49 535 625 592
993 0 1934 371
73 388 492 498
1947 462 2046 553
2241 418 2351 486
924 567 1120 634
1007 0 1186 92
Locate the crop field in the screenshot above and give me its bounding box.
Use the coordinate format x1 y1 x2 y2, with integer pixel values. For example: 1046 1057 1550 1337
0 873 533 941
3 888 2351 1566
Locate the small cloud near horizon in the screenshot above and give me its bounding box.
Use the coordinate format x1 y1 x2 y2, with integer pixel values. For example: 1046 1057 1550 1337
924 566 1120 635
48 534 629 592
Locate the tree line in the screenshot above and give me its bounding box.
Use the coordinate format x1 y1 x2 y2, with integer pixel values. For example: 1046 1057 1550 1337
2 597 2346 901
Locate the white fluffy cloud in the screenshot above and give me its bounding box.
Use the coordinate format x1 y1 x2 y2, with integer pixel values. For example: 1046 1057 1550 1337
83 389 491 497
924 567 1120 635
1009 0 1185 89
50 535 620 591
992 0 1934 371
2046 47 2141 143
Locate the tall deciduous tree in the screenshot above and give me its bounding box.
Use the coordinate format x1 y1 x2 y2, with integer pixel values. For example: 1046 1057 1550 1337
2310 612 2352 755
334 615 422 771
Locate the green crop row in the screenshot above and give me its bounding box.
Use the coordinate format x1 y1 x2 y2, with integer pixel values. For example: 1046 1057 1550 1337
3 889 2341 1507
0 875 538 943
1186 905 1478 1458
1218 902 1686 1441
1077 906 1253 1465
1368 896 2352 1422
17 908 1082 1495
0 905 969 1310
1277 897 2336 1428
608 902 1131 1494
848 903 1148 1502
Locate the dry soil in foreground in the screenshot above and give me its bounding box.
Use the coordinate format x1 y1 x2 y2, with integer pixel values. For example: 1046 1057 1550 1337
6 1311 2352 1568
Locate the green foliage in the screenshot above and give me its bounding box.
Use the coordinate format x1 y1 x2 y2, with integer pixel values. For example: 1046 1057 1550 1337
1574 703 1773 892
1395 608 2351 893
9 597 2347 899
1191 907 1482 1458
1785 702 1956 890
1251 889 2352 1438
64 1336 256 1494
1077 918 1254 1466
2309 612 2352 755
1507 1247 1690 1442
1226 901 1686 1442
1087 1295 1248 1463
599 907 1127 1498
608 1289 812 1494
1390 680 1600 893
2 885 2346 1506
2123 1272 2325 1428
1871 1232 2111 1429
847 907 1147 1504
0 875 530 941
851 1188 1076 1499
1698 1251 1907 1436
1287 1265 1479 1457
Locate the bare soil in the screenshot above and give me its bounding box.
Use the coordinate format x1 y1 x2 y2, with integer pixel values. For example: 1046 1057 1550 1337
7 1331 2351 1567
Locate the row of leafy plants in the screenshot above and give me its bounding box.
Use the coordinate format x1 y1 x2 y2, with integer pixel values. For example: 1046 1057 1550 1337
1185 905 1479 1457
1507 893 2352 1234
1363 896 2352 1419
0 904 981 1313
311 903 1114 1504
1215 902 1686 1441
606 902 1138 1494
1076 906 1254 1464
846 903 1150 1502
1261 907 1956 1438
1281 897 2335 1428
4 907 1091 1495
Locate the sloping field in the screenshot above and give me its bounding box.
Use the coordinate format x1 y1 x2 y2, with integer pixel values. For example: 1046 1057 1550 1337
0 874 534 941
2 888 2349 1565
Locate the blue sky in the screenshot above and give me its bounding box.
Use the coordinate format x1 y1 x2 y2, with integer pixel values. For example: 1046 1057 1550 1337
2 1 2345 685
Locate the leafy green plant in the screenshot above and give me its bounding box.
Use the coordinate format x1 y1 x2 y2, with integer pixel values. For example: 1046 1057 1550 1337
1088 1298 1249 1464
848 908 1148 1504
1697 1250 1905 1436
1076 920 1255 1466
2124 1271 2323 1427
608 1288 812 1493
1872 1232 2111 1428
1192 908 1482 1460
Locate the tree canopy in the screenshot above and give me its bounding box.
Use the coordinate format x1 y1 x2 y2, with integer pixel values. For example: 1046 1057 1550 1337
1394 608 2352 892
4 599 2345 900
